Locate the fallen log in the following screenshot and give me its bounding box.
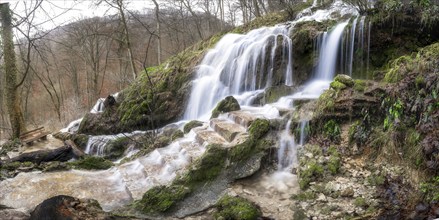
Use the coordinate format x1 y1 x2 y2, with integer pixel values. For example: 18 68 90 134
5 145 74 164
65 140 85 158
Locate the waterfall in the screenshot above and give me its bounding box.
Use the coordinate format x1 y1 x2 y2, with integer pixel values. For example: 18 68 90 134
91 98 105 114
278 120 296 170
367 21 372 74
276 119 309 172
84 131 144 157
183 25 294 120
359 16 366 76
348 17 358 76
315 21 349 81
299 120 309 146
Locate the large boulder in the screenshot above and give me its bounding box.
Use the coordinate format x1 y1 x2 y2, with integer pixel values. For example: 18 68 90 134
211 96 241 118
29 195 108 220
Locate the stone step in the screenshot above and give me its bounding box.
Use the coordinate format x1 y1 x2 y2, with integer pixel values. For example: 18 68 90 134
226 111 259 128
210 119 246 142
195 130 227 146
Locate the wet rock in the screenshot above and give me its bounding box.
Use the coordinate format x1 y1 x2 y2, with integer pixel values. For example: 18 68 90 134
334 74 354 87
183 120 203 134
103 95 116 108
0 208 29 220
415 203 428 212
29 195 108 220
316 193 327 202
211 96 240 118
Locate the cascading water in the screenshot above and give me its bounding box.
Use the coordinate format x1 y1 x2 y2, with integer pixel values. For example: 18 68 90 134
348 17 358 76
275 21 349 107
299 120 309 146
278 120 296 171
183 25 294 120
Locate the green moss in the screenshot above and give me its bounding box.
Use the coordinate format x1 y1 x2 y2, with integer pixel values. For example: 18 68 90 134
68 156 113 170
334 74 354 87
299 159 324 190
183 120 203 134
211 96 240 118
248 119 270 140
330 81 347 91
104 137 130 160
182 144 228 185
354 197 368 208
214 195 262 220
415 75 425 88
42 161 70 172
291 191 317 201
354 79 367 92
328 154 341 175
316 89 336 114
323 120 341 141
420 176 439 203
384 55 413 83
153 135 171 148
1 161 22 171
171 130 184 141
135 185 190 214
367 174 385 186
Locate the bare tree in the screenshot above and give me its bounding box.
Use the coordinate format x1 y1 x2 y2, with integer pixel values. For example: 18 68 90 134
98 0 138 79
152 0 162 65
0 3 27 138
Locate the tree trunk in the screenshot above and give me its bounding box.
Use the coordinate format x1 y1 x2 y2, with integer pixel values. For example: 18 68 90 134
0 3 26 139
116 0 137 79
152 0 161 65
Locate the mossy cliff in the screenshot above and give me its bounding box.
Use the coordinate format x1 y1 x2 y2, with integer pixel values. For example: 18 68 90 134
294 42 439 219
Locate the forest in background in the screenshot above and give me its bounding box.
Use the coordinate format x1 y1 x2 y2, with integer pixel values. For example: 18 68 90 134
0 0 296 138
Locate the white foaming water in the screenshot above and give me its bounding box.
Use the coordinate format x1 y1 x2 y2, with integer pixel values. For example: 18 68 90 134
296 0 358 23
183 25 294 120
0 129 205 212
84 131 145 156
272 21 349 108
60 118 83 133
278 120 297 171
90 98 105 114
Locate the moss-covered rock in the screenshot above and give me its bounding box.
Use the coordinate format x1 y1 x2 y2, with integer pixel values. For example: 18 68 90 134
68 156 113 170
171 130 184 141
211 96 240 118
104 137 130 160
213 195 262 220
299 158 324 190
330 81 347 91
183 120 203 134
334 74 354 87
135 185 190 214
248 119 270 140
327 146 341 175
